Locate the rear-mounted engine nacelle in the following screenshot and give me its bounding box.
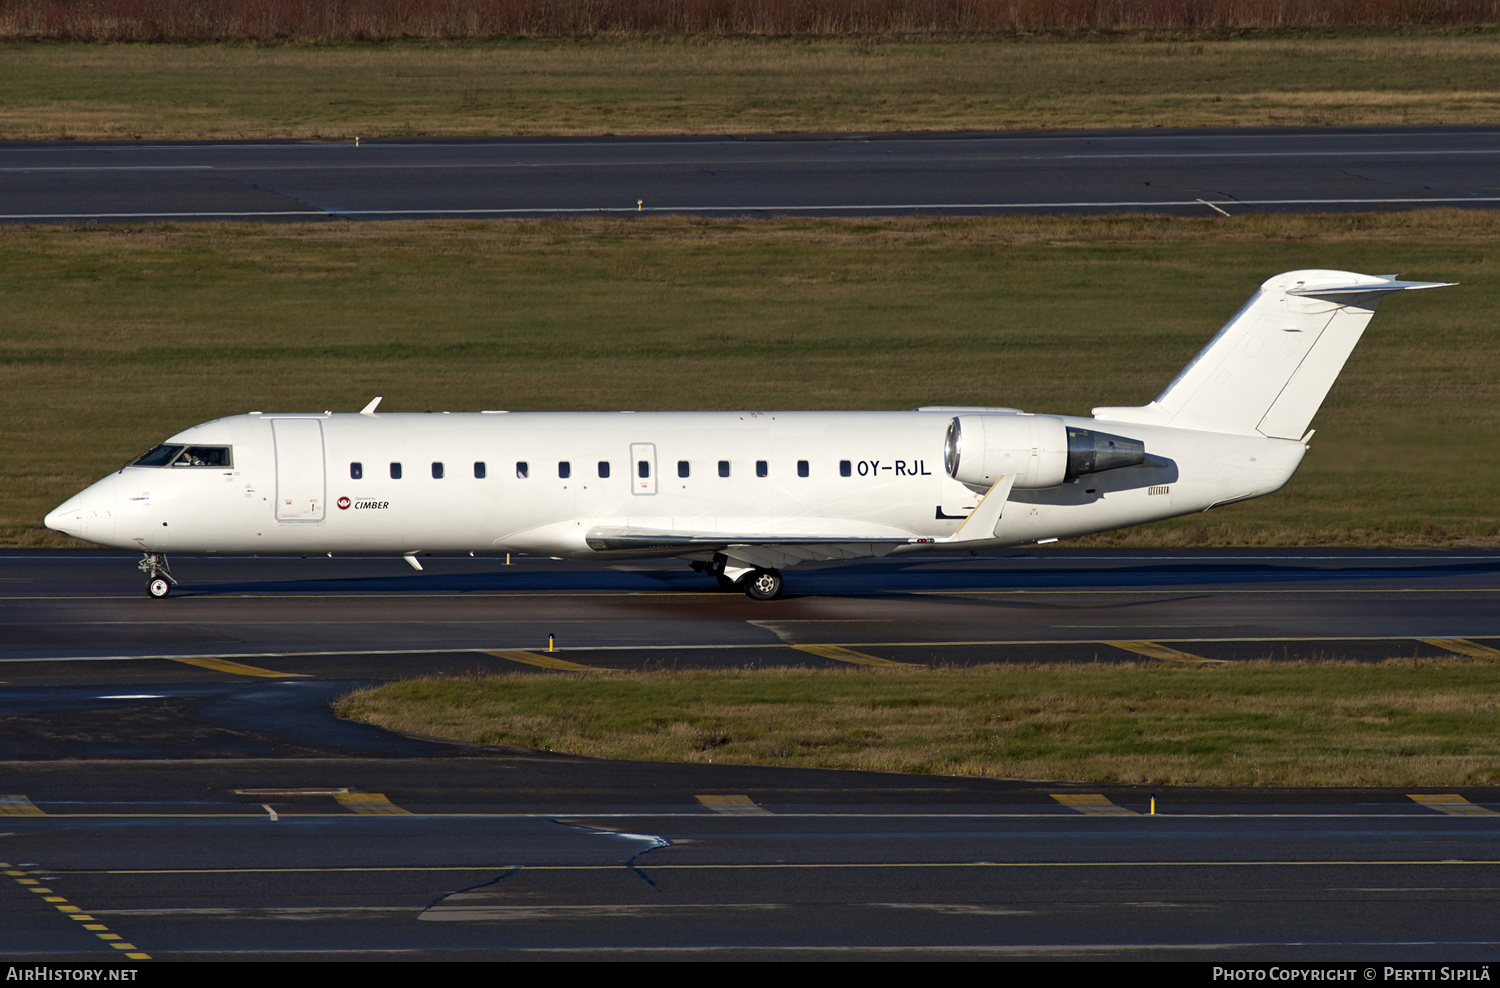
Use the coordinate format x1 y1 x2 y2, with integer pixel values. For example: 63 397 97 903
944 415 1145 490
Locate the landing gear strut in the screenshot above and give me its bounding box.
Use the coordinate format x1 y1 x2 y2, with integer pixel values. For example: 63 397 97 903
138 553 177 598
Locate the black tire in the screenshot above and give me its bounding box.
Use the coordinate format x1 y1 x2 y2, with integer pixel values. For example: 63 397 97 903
715 573 738 592
742 569 782 601
147 578 171 599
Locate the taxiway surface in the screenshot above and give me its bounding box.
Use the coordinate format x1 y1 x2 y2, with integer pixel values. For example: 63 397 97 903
4 548 1498 961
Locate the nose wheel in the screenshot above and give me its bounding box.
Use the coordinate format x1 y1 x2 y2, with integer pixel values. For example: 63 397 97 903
138 553 177 598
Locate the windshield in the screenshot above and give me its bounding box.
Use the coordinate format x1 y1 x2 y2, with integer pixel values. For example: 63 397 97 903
130 444 232 468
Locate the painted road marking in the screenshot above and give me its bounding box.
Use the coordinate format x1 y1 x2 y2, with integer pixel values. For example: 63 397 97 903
486 649 601 671
9 634 1500 667
697 795 773 816
1 862 149 960
173 656 308 678
1409 794 1499 817
1051 794 1138 816
62 858 1500 878
235 788 349 795
790 644 909 667
1419 638 1500 660
0 795 43 816
1106 641 1223 664
336 793 411 816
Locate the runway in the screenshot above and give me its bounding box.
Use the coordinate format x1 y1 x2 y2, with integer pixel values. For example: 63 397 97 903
3 127 1499 221
4 548 1499 960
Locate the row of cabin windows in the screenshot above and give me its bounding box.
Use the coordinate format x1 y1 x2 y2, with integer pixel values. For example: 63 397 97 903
351 459 855 480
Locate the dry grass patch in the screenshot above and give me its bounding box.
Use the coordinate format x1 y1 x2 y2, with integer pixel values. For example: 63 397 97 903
3 35 1500 139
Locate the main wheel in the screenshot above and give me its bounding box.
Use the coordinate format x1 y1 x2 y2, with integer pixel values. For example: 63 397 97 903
715 573 738 592
742 568 783 601
147 577 171 599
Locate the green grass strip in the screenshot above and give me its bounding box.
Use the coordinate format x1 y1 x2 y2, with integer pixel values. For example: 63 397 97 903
336 659 1500 787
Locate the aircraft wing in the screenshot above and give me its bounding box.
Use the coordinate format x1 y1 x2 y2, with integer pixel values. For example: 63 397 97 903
583 476 1017 567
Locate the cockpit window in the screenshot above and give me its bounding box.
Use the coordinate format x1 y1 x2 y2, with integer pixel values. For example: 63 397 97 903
130 444 232 468
176 446 232 467
132 445 184 467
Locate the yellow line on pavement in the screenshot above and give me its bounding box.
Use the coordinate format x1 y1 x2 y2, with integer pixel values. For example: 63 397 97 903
1418 638 1500 660
790 644 909 667
1408 794 1498 817
485 649 602 671
1051 794 1138 816
0 795 44 817
1105 641 1223 664
172 657 308 678
335 793 411 816
2 864 149 960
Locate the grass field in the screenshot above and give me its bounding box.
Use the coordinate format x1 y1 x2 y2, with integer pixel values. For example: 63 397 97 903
3 34 1499 139
335 659 1500 787
6 211 1496 549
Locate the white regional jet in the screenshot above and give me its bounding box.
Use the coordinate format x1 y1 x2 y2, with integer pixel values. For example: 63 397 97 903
46 269 1449 600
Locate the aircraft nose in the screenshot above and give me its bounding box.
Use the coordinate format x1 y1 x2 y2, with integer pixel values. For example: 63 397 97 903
45 474 119 545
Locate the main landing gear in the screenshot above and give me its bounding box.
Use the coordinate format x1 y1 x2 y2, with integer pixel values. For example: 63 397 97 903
741 568 783 601
139 553 177 598
693 558 784 600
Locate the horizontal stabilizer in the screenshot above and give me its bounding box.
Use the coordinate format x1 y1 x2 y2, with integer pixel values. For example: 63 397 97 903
1285 277 1454 299
1093 270 1454 439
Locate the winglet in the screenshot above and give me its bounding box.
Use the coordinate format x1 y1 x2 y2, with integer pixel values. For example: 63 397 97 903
360 397 383 416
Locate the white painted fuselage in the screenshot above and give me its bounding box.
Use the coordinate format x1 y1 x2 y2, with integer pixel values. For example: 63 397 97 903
47 408 1303 558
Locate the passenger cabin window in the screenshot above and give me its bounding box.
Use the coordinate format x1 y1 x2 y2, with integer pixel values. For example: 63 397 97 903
756 460 769 478
678 460 690 478
132 444 233 468
390 462 402 480
718 460 730 478
840 460 852 477
558 461 571 479
474 462 486 479
638 460 650 479
797 460 809 478
431 462 444 479
516 461 528 478
598 461 610 478
350 462 363 480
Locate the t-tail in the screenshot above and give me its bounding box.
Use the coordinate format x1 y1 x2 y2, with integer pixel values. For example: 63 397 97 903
1092 270 1453 438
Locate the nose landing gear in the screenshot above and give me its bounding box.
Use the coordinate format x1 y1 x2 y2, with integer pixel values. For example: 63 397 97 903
139 553 177 598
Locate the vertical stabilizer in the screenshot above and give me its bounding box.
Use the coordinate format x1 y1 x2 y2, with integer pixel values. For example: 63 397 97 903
1092 270 1452 438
